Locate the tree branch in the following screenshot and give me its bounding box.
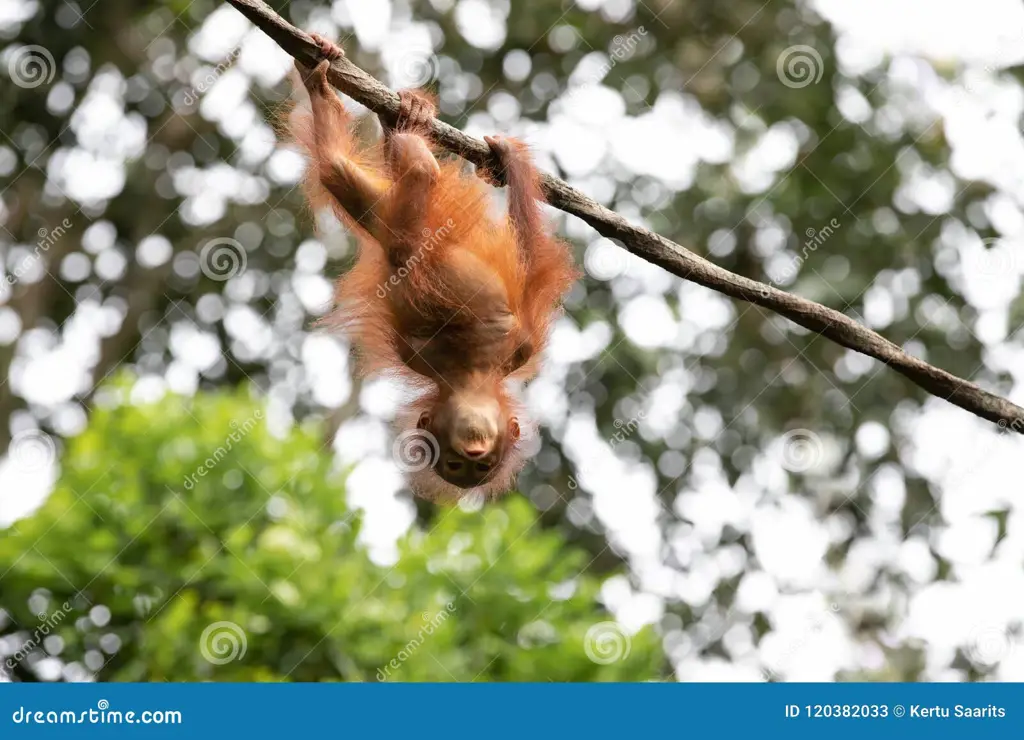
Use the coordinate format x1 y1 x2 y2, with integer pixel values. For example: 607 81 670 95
225 0 1024 434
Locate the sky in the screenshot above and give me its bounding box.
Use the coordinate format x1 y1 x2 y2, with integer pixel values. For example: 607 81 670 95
2 0 1024 681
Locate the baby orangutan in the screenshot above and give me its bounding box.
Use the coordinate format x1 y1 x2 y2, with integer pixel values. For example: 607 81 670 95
288 34 577 500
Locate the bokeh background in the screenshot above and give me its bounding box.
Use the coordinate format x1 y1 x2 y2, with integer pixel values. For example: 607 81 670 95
2 0 1024 682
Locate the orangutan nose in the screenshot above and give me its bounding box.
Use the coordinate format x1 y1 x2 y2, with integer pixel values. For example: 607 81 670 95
461 441 489 458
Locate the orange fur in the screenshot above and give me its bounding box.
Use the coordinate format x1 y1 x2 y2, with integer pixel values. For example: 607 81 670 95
283 63 578 499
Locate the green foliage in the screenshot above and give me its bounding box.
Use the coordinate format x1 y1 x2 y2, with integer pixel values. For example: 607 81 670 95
0 387 663 682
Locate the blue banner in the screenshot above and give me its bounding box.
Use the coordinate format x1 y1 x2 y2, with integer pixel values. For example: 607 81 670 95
0 684 1020 738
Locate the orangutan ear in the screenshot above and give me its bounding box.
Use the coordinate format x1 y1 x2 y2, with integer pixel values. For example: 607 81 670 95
417 412 431 430
508 417 520 441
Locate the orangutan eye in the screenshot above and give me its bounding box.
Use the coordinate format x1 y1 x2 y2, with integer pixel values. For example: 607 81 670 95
474 461 491 473
445 460 464 473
